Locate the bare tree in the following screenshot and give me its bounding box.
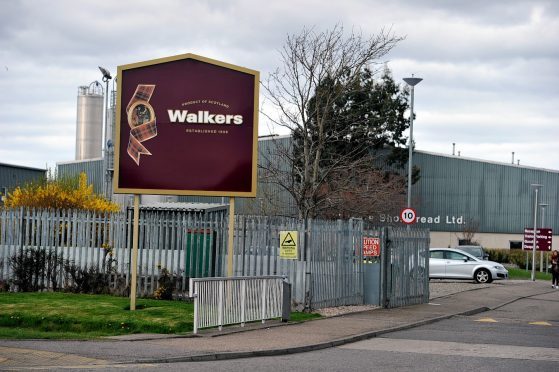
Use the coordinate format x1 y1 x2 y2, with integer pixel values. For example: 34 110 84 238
457 220 480 245
314 155 406 219
261 25 404 218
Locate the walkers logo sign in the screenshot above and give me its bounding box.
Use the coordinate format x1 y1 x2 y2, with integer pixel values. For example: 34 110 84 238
113 54 259 197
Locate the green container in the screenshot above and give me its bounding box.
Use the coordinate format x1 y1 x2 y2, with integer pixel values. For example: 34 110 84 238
184 229 216 278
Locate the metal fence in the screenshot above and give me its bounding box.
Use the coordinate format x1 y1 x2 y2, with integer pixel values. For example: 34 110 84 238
230 216 307 307
133 209 227 295
0 208 430 310
230 216 364 310
0 208 123 290
0 208 227 295
381 227 431 308
189 276 286 334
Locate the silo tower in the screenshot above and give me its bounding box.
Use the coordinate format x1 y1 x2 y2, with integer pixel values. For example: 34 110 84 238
75 82 103 160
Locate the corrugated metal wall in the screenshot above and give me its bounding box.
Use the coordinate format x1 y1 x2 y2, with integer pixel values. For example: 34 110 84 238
179 135 298 216
0 163 46 200
413 152 559 234
243 141 559 234
54 137 559 236
56 158 104 194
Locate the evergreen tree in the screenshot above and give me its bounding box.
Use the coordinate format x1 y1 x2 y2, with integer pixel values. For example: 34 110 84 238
295 66 412 168
290 66 419 219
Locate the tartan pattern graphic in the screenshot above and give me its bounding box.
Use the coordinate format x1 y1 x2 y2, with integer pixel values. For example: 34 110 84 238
126 85 156 165
126 85 156 113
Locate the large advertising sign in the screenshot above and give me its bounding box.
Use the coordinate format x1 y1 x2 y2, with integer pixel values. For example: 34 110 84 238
114 54 259 197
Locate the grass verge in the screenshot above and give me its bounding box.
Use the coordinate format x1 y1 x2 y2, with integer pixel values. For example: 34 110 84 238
0 292 193 339
0 292 319 339
507 268 552 281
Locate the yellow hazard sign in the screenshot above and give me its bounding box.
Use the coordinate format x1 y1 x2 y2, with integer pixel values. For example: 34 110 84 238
280 231 298 259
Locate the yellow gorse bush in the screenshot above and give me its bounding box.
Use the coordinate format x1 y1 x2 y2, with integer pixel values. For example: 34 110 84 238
4 173 120 213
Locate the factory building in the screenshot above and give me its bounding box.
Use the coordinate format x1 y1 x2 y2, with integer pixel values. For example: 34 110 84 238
239 136 559 250
0 162 47 205
379 150 558 249
59 89 559 251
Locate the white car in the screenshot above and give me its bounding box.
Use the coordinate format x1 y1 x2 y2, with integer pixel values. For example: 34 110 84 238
429 248 508 283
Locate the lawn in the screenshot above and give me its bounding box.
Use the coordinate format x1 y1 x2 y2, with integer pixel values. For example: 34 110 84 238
0 292 194 339
0 292 319 339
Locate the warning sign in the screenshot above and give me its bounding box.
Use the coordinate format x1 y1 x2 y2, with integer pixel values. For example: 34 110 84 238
280 231 298 259
363 237 380 257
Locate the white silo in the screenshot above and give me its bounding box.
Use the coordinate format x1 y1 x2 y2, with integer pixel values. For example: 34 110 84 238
75 82 104 160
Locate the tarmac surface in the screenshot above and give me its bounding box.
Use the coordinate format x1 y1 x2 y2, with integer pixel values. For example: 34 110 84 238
0 280 555 370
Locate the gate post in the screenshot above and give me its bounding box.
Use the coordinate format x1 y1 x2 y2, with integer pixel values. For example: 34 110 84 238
304 218 312 311
282 279 291 322
381 227 390 308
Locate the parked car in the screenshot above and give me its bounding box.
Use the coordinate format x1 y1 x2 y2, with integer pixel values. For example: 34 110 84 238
455 245 489 260
429 248 508 283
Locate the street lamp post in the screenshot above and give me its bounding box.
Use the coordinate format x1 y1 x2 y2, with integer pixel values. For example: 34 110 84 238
99 66 112 199
530 184 543 281
403 75 422 210
539 203 549 273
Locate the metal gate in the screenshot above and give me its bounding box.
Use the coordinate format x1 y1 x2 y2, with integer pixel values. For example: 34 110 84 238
308 218 364 309
381 227 430 308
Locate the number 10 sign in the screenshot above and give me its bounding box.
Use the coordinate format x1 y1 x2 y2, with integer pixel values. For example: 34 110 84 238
400 208 417 225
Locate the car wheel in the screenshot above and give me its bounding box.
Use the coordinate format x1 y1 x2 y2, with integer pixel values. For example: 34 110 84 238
475 269 492 283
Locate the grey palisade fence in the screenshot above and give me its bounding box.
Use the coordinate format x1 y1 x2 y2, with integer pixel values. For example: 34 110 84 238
0 208 429 309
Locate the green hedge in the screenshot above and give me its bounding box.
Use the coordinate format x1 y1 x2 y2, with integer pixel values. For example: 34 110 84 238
486 248 550 270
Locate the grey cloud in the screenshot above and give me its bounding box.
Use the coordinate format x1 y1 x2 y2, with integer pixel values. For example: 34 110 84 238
394 0 559 25
0 0 557 170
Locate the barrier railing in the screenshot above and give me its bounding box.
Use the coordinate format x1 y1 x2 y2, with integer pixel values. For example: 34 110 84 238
189 276 288 334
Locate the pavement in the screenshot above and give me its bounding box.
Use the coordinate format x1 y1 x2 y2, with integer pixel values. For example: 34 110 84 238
0 280 555 370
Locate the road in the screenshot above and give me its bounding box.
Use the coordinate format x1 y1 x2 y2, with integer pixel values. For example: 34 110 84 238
35 288 557 372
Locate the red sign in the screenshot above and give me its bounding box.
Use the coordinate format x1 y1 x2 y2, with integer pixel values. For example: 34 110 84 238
114 54 259 197
363 237 381 257
523 228 553 251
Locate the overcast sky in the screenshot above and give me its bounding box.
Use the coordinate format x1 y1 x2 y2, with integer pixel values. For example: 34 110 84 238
1 0 558 171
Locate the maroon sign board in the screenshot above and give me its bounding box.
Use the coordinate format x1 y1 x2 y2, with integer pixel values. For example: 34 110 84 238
113 54 259 197
523 228 553 251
